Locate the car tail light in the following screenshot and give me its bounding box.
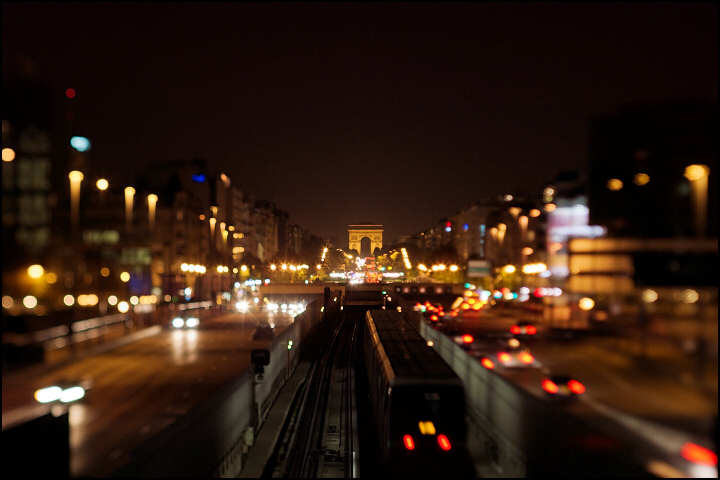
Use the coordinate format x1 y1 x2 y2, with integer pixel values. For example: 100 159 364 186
567 379 585 394
461 334 474 344
681 442 717 466
451 311 458 317
403 435 415 450
526 325 537 335
480 357 495 369
519 352 534 364
510 325 521 334
430 314 439 322
542 378 559 394
497 352 511 363
437 434 452 451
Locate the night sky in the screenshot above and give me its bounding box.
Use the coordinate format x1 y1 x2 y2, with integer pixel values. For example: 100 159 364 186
3 3 717 243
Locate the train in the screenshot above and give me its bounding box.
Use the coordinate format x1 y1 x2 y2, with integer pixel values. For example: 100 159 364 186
363 309 476 478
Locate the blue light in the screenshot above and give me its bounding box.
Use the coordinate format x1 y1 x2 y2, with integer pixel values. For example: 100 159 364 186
70 136 90 152
192 173 206 183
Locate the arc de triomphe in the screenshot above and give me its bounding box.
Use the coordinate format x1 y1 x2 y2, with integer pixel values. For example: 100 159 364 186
348 223 383 258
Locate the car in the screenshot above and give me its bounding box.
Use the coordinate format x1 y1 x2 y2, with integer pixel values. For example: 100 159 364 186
510 321 537 336
494 338 537 367
541 374 586 400
252 322 274 340
34 376 93 404
171 316 199 329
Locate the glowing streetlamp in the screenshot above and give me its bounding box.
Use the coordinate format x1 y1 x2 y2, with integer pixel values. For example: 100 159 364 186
209 218 216 250
69 170 84 237
147 194 158 235
96 178 108 204
2 148 16 162
684 165 711 238
220 222 227 252
124 187 135 234
519 215 528 243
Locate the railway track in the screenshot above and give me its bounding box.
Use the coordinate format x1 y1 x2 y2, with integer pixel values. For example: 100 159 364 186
264 310 360 478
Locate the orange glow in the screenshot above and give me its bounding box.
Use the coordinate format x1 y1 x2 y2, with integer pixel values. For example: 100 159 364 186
529 209 541 217
633 173 650 185
418 421 436 435
519 352 534 364
403 435 415 450
497 352 511 363
480 357 495 369
579 297 595 310
2 148 15 162
542 378 559 393
685 164 710 181
461 334 474 344
437 434 452 451
544 203 556 212
681 442 717 466
607 178 623 191
568 379 585 394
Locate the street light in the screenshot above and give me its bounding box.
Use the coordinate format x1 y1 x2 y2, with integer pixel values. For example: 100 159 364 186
124 187 135 234
147 194 158 236
684 165 711 238
96 178 108 204
69 170 84 238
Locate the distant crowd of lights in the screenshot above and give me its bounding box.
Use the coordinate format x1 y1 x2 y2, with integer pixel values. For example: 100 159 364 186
265 302 306 313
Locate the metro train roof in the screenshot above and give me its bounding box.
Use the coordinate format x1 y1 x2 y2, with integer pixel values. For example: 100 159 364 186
366 309 462 384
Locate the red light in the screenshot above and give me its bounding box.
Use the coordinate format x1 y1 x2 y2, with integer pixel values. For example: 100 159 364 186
437 434 452 451
526 325 537 335
681 442 717 466
480 357 495 369
66 88 76 98
510 325 521 334
403 435 415 450
519 352 534 364
451 311 458 317
497 352 511 363
461 334 474 344
542 378 559 393
430 315 439 322
567 379 585 394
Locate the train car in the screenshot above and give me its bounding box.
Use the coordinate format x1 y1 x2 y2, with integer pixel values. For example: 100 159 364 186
363 309 476 478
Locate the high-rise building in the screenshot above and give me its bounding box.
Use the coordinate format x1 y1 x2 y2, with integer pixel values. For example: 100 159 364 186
588 102 718 238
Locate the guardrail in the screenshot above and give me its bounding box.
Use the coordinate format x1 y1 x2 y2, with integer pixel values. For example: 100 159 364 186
2 301 217 365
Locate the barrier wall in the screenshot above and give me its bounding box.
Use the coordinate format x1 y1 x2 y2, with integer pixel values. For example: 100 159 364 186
111 293 335 478
393 294 648 478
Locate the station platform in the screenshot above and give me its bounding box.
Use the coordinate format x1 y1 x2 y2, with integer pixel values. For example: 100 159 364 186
239 361 311 478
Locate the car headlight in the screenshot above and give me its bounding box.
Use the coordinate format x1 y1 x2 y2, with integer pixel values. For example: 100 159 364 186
34 386 63 403
172 317 185 328
60 386 86 403
185 317 199 328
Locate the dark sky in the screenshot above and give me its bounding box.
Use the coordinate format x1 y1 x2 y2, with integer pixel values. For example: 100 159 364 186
3 3 717 243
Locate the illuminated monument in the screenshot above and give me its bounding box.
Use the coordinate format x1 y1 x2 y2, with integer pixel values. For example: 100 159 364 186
348 223 383 258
